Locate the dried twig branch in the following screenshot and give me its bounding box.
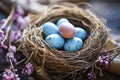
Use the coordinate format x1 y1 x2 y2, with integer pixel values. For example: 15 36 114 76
1 4 15 45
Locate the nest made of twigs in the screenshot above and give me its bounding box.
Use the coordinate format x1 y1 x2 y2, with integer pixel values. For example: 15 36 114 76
18 2 109 80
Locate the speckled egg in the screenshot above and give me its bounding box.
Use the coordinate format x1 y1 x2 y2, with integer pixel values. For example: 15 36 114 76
45 34 65 49
59 22 75 39
43 22 59 36
64 37 83 52
75 27 87 40
56 18 69 27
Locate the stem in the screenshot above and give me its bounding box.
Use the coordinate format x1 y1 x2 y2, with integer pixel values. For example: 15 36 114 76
1 4 16 70
95 55 109 63
8 14 13 47
15 58 26 66
25 52 34 64
1 4 15 45
109 53 120 62
0 6 13 30
9 58 14 69
7 5 15 70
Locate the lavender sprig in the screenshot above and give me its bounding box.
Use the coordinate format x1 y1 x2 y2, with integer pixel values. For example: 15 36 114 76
87 72 94 80
2 68 20 80
0 3 32 80
98 51 110 69
22 62 34 75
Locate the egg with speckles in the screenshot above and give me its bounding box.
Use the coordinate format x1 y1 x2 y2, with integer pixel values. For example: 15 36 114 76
64 37 83 52
43 22 59 36
75 27 87 40
56 18 69 27
45 34 65 49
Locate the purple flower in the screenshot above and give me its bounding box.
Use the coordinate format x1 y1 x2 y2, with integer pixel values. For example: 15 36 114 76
6 52 17 64
98 52 110 68
11 31 22 42
105 61 109 65
13 13 21 21
2 68 20 80
1 44 8 49
24 16 31 24
99 59 104 64
6 52 14 59
6 45 17 64
9 46 17 53
16 16 26 30
22 62 34 75
87 72 94 79
16 6 24 16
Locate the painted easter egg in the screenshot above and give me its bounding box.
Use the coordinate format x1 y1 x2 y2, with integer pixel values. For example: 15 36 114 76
43 22 59 36
75 27 87 40
64 37 83 52
56 18 69 27
45 34 65 49
59 22 75 38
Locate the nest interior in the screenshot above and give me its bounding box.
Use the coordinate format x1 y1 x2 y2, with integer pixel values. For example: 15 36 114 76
18 2 109 80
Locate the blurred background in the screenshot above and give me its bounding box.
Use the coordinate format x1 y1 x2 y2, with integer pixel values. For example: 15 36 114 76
0 0 120 80
0 0 120 41
90 0 120 42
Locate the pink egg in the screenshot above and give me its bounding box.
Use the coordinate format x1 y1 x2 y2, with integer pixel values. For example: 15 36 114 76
59 22 75 38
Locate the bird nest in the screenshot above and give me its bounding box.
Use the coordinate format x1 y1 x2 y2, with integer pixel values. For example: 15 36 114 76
18 2 110 80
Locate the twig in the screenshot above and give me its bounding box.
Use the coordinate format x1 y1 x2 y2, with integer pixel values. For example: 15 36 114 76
7 5 15 70
25 52 34 64
95 55 109 63
9 58 14 69
1 4 15 45
0 3 14 30
15 58 26 66
8 17 12 47
109 53 120 62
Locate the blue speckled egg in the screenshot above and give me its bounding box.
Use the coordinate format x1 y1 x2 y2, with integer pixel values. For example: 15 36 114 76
56 18 69 27
75 27 87 40
43 22 59 36
45 34 65 49
64 37 83 52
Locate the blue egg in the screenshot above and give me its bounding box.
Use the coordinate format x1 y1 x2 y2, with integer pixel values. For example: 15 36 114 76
64 37 83 52
45 34 65 49
43 22 59 36
75 27 87 40
56 18 69 27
